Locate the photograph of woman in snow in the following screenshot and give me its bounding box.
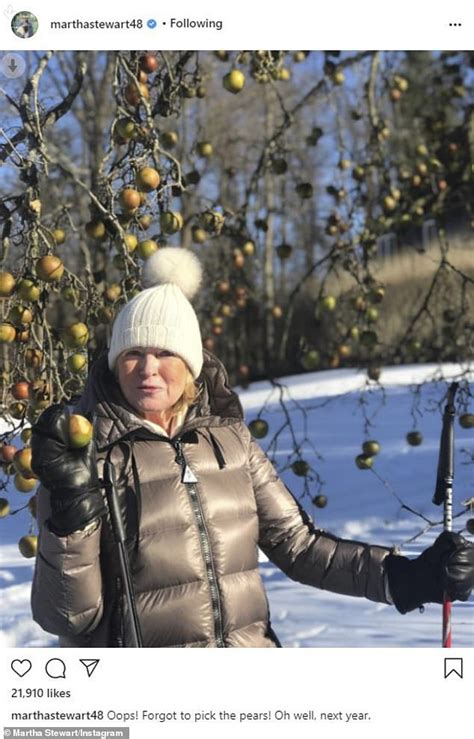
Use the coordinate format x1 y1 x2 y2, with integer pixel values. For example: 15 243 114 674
30 248 474 647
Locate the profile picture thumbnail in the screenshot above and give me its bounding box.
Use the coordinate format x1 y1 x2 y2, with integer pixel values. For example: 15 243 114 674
11 11 39 39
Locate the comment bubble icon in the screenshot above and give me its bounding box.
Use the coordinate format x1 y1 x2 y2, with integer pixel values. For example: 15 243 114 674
45 658 66 679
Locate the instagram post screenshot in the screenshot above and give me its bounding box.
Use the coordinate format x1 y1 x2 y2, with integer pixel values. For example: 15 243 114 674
0 1 473 736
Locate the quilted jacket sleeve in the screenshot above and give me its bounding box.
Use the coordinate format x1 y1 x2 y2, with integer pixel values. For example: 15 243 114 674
249 436 393 603
31 483 104 637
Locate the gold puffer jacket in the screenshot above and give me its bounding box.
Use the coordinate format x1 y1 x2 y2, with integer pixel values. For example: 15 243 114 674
31 350 392 647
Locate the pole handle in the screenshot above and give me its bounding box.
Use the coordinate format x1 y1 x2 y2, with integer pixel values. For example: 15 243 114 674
433 382 458 648
103 459 143 648
433 382 458 506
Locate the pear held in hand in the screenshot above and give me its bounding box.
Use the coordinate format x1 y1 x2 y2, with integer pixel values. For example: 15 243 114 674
68 414 93 449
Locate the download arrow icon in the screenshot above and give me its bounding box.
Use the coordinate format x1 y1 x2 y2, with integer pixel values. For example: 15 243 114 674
0 53 26 78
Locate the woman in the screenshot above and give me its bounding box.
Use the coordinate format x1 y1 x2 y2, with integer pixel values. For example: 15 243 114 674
30 247 474 647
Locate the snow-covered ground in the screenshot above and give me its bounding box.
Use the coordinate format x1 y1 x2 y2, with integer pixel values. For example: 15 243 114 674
1 363 473 648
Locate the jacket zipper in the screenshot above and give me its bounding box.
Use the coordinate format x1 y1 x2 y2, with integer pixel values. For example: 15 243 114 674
174 439 226 648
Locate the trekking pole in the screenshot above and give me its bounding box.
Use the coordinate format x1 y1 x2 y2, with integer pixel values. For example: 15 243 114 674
103 460 143 648
432 381 459 648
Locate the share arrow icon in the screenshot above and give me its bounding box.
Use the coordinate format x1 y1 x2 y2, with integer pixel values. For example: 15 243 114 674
79 659 100 677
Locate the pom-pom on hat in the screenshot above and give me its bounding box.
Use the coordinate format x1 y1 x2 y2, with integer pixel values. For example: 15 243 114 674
108 247 203 378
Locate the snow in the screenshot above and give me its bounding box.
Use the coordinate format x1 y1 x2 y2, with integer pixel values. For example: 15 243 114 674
1 362 473 648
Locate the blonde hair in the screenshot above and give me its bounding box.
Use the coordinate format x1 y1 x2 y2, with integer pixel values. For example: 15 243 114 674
169 367 200 418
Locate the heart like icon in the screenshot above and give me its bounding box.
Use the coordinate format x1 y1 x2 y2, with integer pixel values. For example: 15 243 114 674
11 659 32 677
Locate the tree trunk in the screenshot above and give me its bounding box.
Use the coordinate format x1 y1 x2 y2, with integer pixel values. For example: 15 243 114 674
263 88 275 375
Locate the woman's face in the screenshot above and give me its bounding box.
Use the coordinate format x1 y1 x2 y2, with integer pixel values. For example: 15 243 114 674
116 347 188 419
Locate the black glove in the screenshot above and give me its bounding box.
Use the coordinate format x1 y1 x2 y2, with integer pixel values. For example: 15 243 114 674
385 530 474 614
31 403 106 536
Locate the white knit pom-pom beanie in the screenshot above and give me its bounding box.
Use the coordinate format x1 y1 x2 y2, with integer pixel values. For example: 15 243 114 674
108 247 203 378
